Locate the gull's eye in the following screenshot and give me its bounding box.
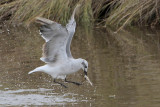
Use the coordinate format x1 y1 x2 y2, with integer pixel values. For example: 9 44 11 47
82 62 87 68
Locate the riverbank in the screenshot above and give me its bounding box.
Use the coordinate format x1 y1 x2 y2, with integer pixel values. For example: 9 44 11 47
0 0 159 30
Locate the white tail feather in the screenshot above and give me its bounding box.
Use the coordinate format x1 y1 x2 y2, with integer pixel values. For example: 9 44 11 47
28 66 44 74
28 70 37 74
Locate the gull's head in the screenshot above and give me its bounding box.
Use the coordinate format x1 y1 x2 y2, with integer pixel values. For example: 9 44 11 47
78 58 88 76
78 58 93 86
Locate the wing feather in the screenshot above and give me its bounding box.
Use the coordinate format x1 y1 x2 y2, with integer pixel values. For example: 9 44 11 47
65 5 80 58
37 18 69 63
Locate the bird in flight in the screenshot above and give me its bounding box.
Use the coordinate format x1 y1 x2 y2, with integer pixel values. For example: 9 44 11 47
28 4 92 88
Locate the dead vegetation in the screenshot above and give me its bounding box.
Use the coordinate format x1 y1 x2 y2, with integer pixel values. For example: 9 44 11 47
0 0 159 29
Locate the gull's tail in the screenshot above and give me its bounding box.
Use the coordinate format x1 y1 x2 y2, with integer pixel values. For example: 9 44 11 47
28 70 37 74
28 66 44 74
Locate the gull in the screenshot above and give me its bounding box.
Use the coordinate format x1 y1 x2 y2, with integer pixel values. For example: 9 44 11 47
28 5 92 88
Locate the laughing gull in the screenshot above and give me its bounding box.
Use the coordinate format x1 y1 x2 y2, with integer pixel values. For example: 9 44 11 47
28 5 92 88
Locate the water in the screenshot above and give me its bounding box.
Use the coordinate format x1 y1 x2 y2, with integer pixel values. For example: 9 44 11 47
0 24 160 107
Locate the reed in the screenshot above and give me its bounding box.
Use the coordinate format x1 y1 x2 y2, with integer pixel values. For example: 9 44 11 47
104 0 160 30
0 0 93 26
0 0 159 29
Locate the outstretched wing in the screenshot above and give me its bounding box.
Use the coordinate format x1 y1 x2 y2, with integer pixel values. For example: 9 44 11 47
66 22 76 58
65 4 80 58
36 17 69 63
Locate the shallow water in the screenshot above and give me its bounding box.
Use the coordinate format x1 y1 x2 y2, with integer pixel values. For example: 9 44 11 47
0 24 160 106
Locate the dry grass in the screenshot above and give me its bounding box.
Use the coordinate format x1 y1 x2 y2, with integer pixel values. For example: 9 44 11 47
104 0 160 30
0 0 93 26
0 0 159 29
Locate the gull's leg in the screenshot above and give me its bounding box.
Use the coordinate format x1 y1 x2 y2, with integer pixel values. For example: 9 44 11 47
54 79 67 88
65 78 82 86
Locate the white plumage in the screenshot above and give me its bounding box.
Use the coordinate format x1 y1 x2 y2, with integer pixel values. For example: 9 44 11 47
28 5 92 88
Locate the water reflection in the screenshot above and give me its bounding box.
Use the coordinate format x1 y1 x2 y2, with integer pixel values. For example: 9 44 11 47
0 88 79 106
0 24 160 106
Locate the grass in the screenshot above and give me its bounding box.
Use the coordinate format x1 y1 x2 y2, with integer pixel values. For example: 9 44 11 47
0 0 93 26
104 0 160 31
0 0 159 30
